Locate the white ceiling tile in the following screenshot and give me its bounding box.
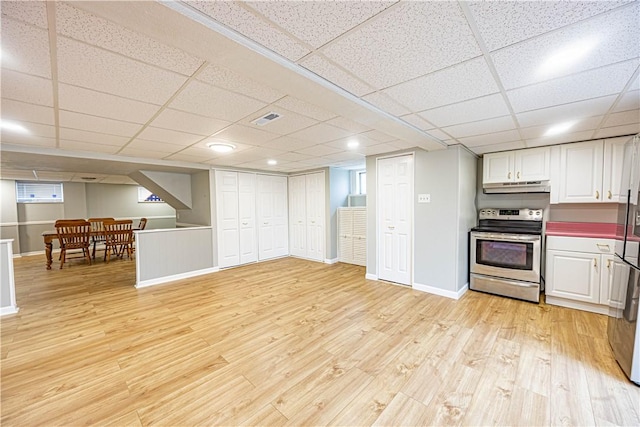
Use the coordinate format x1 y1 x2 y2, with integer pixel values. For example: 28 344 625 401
150 109 230 136
59 140 120 154
242 107 318 136
0 132 55 147
16 122 55 138
325 135 379 150
197 63 284 103
163 146 217 163
603 110 639 128
211 124 279 146
595 123 640 138
629 75 640 91
360 130 396 143
388 140 417 150
259 135 318 151
163 152 215 163
59 111 142 138
325 117 371 134
362 92 410 116
295 144 344 157
288 123 353 143
58 83 159 124
442 116 516 139
298 156 334 166
472 141 527 155
507 59 639 113
69 173 108 183
0 168 39 180
59 128 129 146
1 69 53 106
236 159 289 171
117 147 173 160
458 130 522 148
55 3 204 76
99 176 138 185
492 4 640 90
246 1 393 48
136 127 204 146
57 37 188 105
1 1 48 28
124 138 185 154
272 151 313 162
613 90 640 113
419 94 510 127
299 55 375 97
525 130 597 147
187 1 310 61
323 2 481 88
468 1 631 51
519 116 604 139
274 96 337 121
322 151 365 162
30 171 75 181
426 129 452 140
355 143 401 156
399 114 434 131
516 95 617 128
1 99 54 125
170 80 267 122
383 57 499 111
1 18 51 78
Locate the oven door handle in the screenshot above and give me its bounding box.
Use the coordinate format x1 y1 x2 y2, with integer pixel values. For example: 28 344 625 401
471 232 541 242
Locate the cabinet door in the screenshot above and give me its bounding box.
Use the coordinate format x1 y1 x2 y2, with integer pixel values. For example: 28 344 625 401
603 137 627 203
288 175 306 258
271 175 289 258
558 140 604 203
215 171 240 268
483 151 514 184
305 172 325 262
546 249 600 303
238 173 257 265
515 147 550 182
600 254 615 305
338 209 353 263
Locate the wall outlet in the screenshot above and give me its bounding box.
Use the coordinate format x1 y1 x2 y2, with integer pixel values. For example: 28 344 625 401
418 194 431 203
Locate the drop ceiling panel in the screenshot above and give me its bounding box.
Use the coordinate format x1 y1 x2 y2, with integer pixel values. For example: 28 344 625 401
169 80 267 122
362 92 410 116
56 37 188 105
0 168 39 180
125 138 186 154
295 144 343 157
69 173 107 183
260 135 318 151
150 109 230 136
211 124 279 146
274 96 337 121
1 69 53 106
246 1 392 48
355 143 403 156
271 151 313 162
325 116 371 134
526 130 596 147
442 115 516 139
399 114 434 131
425 129 453 141
163 152 215 163
1 133 56 148
56 3 204 76
299 55 375 97
516 95 617 128
595 123 640 138
58 83 159 124
360 130 396 143
323 1 481 89
241 107 318 136
236 159 291 170
59 111 142 138
197 63 285 103
492 4 640 90
162 146 217 162
325 135 380 150
507 59 639 113
99 176 138 185
603 110 640 128
383 58 499 112
419 94 511 127
288 123 353 143
187 1 310 61
458 129 522 148
1 18 52 78
32 171 75 181
468 1 630 52
117 147 174 160
472 141 527 155
0 1 48 28
59 128 129 146
519 116 603 139
136 127 204 146
322 151 364 162
59 139 121 155
614 90 640 113
1 99 54 125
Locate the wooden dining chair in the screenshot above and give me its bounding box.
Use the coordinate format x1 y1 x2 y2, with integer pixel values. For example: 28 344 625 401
138 218 148 230
103 219 133 263
55 219 92 269
88 217 114 259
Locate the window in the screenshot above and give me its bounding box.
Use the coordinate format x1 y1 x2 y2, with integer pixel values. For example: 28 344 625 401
137 186 164 203
357 171 366 195
16 181 64 203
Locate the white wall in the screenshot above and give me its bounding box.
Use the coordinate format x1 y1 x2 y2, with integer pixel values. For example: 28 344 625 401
176 170 212 227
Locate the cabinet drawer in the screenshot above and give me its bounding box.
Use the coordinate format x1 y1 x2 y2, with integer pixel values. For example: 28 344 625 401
546 236 614 254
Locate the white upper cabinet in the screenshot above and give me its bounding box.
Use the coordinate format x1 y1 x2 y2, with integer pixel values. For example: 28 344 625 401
603 137 628 202
483 147 550 184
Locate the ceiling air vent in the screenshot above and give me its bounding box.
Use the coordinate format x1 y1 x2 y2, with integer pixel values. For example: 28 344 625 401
251 112 282 126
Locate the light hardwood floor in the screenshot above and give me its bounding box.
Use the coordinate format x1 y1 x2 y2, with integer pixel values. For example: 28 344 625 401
2 254 639 426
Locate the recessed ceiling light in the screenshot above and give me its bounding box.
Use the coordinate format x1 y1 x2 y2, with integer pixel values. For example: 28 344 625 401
267 159 277 166
347 140 359 149
538 38 597 77
544 121 575 136
0 120 29 134
206 142 236 153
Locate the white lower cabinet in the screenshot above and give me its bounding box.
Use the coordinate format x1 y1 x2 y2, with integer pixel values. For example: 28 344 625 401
545 236 614 314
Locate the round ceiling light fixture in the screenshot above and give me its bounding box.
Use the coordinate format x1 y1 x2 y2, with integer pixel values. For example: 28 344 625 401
206 142 236 153
347 140 360 149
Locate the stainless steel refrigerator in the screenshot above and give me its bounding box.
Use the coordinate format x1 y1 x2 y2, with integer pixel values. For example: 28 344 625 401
608 133 640 385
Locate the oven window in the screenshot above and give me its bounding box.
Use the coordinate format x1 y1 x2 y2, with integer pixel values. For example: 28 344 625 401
476 240 533 270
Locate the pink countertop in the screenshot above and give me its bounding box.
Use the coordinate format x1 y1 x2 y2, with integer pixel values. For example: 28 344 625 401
546 221 619 239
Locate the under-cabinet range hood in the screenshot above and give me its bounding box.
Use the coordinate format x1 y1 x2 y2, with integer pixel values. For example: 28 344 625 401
483 180 551 194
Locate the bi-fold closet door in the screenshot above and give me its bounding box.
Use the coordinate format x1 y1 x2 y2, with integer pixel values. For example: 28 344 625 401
288 171 325 262
216 170 289 269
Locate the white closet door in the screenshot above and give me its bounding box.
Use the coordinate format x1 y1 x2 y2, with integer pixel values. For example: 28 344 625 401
352 208 367 266
238 172 257 265
288 175 306 258
257 175 275 261
306 172 325 261
216 170 239 268
272 175 289 258
378 155 412 285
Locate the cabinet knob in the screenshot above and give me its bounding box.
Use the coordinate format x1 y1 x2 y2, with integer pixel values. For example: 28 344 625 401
517 171 520 180
388 225 395 230
593 258 598 269
608 190 612 200
607 259 612 269
508 172 511 179
595 190 600 200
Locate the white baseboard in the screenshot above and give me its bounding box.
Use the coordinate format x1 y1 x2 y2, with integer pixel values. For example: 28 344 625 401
0 306 19 316
545 295 609 315
413 282 469 300
136 267 219 289
12 254 22 258
324 258 338 264
365 273 378 280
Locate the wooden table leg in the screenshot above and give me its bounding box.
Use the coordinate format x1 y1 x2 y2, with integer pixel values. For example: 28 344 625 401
45 240 53 270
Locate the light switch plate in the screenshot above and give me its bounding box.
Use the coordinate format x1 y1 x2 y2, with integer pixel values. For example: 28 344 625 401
418 194 431 203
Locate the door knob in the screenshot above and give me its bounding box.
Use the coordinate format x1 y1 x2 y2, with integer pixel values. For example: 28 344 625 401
388 226 395 230
508 172 511 179
517 171 520 180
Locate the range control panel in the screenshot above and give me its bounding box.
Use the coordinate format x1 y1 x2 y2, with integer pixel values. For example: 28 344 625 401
479 208 543 221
